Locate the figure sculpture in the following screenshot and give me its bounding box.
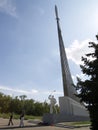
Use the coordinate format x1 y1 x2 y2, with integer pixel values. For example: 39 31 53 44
48 95 57 114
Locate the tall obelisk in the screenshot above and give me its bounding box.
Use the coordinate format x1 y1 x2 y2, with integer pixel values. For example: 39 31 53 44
55 5 77 101
42 6 89 123
54 5 89 119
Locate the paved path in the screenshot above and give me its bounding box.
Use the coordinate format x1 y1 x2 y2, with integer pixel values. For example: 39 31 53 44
0 118 90 130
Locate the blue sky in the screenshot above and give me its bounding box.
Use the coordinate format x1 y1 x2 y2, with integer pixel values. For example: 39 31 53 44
0 0 98 103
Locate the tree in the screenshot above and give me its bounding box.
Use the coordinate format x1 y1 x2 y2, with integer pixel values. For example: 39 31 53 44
24 99 35 115
0 92 59 116
0 93 11 113
74 35 98 130
19 95 27 101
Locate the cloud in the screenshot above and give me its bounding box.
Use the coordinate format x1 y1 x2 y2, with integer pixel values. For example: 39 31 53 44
52 39 95 65
0 85 62 96
42 90 63 95
66 39 95 65
0 0 17 18
0 85 63 102
0 85 38 94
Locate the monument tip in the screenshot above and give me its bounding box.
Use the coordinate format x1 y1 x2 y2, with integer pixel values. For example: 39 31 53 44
55 5 59 20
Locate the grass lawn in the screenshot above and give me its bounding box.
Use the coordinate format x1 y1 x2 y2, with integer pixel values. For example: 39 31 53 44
0 113 42 120
72 121 90 126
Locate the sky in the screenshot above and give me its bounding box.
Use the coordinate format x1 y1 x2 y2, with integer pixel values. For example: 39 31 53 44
0 0 98 103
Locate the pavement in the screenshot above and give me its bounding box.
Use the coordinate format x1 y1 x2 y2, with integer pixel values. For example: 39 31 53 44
0 118 90 130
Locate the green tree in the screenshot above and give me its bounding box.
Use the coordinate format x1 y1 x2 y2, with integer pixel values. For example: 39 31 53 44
42 101 50 113
19 95 27 111
10 97 22 114
34 102 44 116
19 95 27 101
0 92 59 116
74 35 98 130
24 99 35 115
0 93 11 113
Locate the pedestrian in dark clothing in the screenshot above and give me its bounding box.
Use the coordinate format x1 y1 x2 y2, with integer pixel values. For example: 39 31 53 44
8 113 13 126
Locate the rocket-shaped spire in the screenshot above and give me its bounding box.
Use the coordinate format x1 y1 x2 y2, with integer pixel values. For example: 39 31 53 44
55 5 59 21
55 5 78 101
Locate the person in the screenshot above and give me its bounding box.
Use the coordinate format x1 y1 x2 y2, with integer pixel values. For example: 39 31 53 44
19 112 24 127
8 113 13 126
48 95 57 114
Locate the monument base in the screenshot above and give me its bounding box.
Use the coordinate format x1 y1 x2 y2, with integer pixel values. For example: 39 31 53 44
43 113 89 124
43 96 89 124
59 96 89 116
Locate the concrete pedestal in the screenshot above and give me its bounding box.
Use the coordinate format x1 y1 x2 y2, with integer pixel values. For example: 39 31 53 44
59 96 89 116
43 96 89 124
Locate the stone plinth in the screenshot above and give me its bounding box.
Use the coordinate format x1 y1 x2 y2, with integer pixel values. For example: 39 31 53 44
43 96 89 124
59 96 89 117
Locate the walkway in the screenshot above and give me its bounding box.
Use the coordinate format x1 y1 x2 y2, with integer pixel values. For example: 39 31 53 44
0 118 90 130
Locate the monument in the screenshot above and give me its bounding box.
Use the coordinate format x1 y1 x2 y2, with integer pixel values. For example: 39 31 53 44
48 95 57 114
43 5 89 124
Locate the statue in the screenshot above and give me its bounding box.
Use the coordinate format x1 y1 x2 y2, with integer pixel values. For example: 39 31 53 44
48 95 57 114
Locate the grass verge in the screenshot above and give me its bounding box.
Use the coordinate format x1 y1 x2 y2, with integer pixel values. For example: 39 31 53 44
0 113 42 120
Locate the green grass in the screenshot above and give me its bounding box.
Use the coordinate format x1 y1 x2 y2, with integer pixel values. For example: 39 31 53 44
0 113 10 118
61 121 90 127
72 121 90 126
0 113 42 120
24 115 42 120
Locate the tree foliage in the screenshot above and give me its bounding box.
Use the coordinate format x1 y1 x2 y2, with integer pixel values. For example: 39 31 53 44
75 35 98 130
0 93 59 116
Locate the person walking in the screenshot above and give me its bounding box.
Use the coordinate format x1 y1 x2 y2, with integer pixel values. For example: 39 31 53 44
19 112 24 127
8 113 13 126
